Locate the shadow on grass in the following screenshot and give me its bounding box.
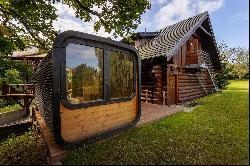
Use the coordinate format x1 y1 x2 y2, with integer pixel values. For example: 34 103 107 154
227 88 249 90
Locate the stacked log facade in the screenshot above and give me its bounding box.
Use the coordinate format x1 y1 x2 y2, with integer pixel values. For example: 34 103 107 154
141 62 154 103
152 65 163 104
141 34 216 105
178 69 214 103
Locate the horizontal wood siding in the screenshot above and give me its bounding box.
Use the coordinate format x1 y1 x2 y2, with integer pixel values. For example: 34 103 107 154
178 68 214 103
60 98 138 142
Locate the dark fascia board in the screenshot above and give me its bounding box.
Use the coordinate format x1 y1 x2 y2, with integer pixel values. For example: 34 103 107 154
137 32 159 37
52 30 141 149
166 12 209 61
53 30 139 54
206 17 222 70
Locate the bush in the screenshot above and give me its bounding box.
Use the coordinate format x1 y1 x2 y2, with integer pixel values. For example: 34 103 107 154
216 72 230 89
0 104 22 113
0 128 47 165
0 99 18 108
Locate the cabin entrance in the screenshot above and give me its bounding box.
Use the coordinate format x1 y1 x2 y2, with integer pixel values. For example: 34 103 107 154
168 75 177 105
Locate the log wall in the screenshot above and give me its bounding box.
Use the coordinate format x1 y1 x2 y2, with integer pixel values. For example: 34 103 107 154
141 34 216 105
141 62 168 105
141 62 154 103
152 65 163 104
178 69 214 103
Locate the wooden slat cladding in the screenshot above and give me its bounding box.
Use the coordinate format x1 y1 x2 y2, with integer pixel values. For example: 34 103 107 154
34 54 53 132
172 43 187 69
60 98 138 142
177 69 214 103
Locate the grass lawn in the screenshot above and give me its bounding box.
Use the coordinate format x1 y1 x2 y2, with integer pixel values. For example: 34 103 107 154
63 80 249 165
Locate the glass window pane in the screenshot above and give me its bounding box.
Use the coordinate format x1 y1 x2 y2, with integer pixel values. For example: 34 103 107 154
66 43 104 104
110 51 134 99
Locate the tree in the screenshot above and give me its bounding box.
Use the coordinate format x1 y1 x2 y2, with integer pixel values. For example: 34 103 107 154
216 42 249 89
0 32 33 85
61 0 151 37
1 0 151 51
216 42 233 89
0 0 58 51
230 47 249 79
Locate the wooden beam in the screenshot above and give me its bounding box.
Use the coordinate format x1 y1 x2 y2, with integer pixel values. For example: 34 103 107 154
199 26 212 37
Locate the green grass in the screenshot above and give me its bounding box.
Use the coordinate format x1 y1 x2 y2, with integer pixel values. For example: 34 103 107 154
63 80 249 165
0 128 47 165
228 79 249 90
0 104 22 114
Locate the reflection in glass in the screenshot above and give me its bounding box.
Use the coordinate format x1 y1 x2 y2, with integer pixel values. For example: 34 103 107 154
66 43 104 104
110 51 133 99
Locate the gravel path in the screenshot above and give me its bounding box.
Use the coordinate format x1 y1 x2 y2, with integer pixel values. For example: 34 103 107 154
136 103 186 126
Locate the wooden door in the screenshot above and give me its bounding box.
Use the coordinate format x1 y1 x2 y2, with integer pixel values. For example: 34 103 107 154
168 75 176 105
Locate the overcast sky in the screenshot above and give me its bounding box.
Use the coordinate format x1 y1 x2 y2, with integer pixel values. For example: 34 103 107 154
52 0 249 49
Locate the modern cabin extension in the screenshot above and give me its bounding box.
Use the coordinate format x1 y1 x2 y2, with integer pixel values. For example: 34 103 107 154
35 31 141 149
131 11 222 105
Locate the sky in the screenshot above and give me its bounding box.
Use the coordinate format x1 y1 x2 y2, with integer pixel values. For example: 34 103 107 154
66 43 100 68
52 0 249 49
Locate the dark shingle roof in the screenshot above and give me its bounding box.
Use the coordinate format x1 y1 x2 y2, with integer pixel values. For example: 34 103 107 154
138 12 215 60
11 46 47 60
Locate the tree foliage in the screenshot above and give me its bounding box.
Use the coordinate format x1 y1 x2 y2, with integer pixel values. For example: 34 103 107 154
0 0 58 51
62 0 151 37
229 47 249 79
216 42 249 89
0 0 58 88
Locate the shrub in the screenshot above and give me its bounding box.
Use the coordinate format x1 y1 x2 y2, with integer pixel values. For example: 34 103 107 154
0 128 47 165
216 72 230 89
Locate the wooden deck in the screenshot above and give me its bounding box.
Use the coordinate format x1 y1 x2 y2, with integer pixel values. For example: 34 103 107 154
1 84 35 112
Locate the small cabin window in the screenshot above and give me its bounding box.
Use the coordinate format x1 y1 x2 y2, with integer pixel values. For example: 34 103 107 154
110 51 134 99
187 38 199 53
66 43 104 104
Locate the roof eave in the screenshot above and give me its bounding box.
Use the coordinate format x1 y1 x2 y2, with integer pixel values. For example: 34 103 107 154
165 13 209 61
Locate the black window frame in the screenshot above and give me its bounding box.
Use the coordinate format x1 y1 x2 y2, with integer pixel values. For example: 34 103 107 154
60 37 137 110
51 30 141 149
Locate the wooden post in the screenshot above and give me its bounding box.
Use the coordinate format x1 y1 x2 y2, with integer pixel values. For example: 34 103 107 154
145 89 148 103
8 86 11 95
2 81 7 95
24 97 30 115
162 90 166 106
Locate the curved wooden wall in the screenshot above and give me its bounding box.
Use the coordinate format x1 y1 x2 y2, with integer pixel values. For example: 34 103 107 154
60 97 138 143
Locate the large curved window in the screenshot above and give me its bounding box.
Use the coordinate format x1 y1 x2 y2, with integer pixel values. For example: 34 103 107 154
65 42 135 106
110 51 134 99
66 43 104 104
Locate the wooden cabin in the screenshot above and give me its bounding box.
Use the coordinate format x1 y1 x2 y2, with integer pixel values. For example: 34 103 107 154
34 31 141 149
136 12 222 105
